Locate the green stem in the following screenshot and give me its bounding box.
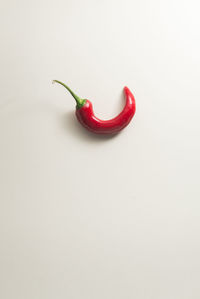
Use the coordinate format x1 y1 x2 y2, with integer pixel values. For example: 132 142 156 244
53 80 86 108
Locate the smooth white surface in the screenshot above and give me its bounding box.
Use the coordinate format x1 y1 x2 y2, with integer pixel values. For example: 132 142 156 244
1 0 200 298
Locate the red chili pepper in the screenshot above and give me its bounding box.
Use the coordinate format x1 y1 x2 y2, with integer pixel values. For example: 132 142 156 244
53 80 136 134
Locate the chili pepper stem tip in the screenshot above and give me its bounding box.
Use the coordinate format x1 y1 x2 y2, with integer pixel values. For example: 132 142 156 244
52 79 86 109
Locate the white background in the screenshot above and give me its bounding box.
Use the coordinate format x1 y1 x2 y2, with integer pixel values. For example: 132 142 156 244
0 0 200 298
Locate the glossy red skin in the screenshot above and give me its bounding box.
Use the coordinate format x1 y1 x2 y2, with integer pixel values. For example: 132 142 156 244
75 86 136 134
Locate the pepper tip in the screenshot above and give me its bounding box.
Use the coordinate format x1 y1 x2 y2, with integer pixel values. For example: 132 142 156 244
123 86 129 93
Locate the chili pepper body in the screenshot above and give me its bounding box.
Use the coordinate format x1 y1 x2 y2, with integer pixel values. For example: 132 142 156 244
53 80 136 135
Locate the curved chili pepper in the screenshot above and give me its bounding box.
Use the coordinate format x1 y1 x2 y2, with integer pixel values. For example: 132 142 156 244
53 80 136 134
